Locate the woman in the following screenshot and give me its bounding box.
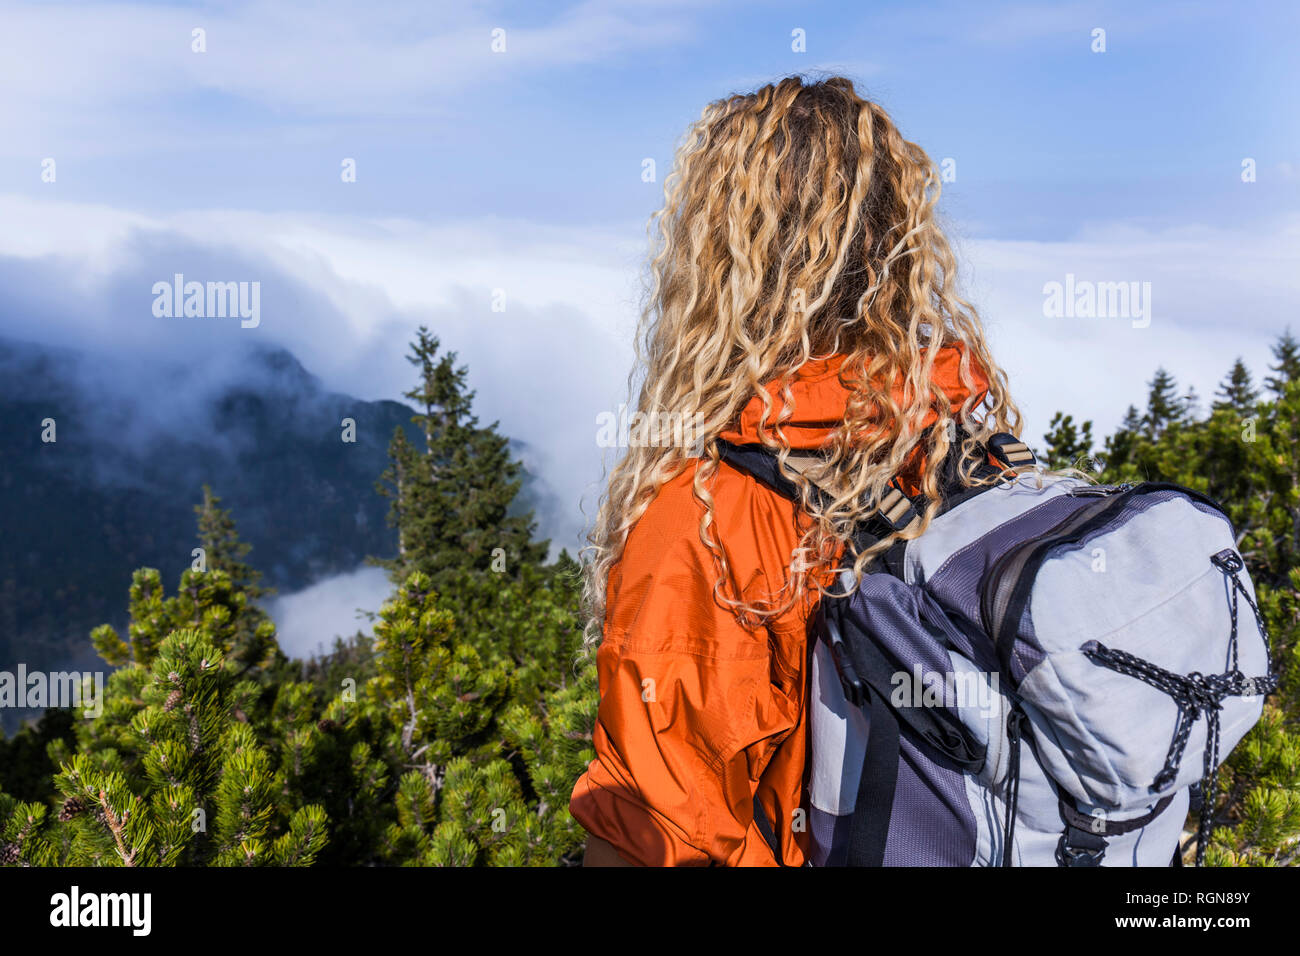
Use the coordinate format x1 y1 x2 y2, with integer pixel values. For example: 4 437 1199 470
571 75 1021 866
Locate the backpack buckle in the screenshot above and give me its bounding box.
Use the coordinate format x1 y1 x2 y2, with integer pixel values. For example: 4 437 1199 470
988 434 1036 469
1057 840 1106 867
1056 825 1107 867
876 484 923 534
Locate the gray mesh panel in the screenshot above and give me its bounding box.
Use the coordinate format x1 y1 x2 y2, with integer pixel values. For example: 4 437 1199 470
882 735 978 865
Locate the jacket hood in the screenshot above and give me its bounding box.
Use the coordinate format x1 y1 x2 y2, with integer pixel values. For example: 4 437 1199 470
717 343 989 450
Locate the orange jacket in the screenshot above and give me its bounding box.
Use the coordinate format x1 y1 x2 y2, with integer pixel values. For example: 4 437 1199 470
569 346 990 866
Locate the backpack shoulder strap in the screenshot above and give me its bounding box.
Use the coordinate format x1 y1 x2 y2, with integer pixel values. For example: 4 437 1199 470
714 426 1037 568
714 440 926 543
713 440 810 503
987 433 1037 469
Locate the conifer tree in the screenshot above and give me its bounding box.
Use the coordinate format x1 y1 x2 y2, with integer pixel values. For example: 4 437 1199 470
193 486 281 678
1213 358 1260 416
421 554 596 864
374 327 547 588
367 330 595 859
354 562 595 866
1101 404 1144 473
51 628 326 866
1042 412 1095 471
376 427 418 566
364 571 513 863
0 581 329 866
1 493 329 866
1143 367 1184 439
3 362 597 867
195 485 267 599
1265 328 1300 398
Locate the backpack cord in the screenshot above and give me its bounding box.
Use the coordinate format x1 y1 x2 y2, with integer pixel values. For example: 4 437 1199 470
1002 707 1028 866
1079 549 1277 866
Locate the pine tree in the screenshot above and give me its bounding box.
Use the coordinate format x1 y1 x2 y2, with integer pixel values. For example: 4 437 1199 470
3 349 596 867
360 345 597 863
2 331 598 869
365 569 595 866
1213 358 1260 416
365 571 515 864
1042 412 1095 471
195 485 267 599
1265 328 1300 398
376 427 418 566
52 628 325 866
0 580 329 865
193 486 281 679
1101 404 1144 473
374 328 547 588
421 552 595 864
1143 367 1184 439
0 494 329 866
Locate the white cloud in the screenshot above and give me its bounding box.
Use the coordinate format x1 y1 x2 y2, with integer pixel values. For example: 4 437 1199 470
0 192 647 553
263 564 391 659
2 191 1296 553
957 217 1300 446
0 0 706 153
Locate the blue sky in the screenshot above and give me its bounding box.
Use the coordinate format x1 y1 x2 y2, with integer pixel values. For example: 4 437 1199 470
1 0 1298 569
3 0 1295 232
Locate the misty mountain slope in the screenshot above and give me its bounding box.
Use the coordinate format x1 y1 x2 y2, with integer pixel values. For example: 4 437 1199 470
0 335 548 721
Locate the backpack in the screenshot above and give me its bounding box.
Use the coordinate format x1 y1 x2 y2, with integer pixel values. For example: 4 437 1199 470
717 428 1278 867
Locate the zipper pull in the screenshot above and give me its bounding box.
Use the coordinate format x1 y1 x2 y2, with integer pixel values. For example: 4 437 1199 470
1068 482 1132 497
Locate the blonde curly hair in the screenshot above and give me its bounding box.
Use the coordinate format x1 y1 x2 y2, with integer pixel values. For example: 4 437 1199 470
582 75 1022 649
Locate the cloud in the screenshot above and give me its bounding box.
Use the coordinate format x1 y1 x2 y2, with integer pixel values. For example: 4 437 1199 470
956 216 1300 444
263 564 391 659
0 0 707 153
0 192 646 553
3 190 1297 554
897 0 1220 48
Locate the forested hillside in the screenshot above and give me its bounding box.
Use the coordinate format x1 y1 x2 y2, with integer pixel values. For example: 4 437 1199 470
0 327 595 865
0 336 546 733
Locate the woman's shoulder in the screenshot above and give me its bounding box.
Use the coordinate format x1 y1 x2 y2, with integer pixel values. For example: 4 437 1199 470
625 455 802 560
604 457 810 648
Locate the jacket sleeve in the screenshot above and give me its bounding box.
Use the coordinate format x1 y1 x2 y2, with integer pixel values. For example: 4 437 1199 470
569 504 806 867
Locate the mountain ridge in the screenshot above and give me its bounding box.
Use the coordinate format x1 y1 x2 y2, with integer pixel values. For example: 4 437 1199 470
0 334 544 732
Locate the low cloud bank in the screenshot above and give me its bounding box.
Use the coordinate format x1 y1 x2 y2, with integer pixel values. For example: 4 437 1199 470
264 564 392 660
